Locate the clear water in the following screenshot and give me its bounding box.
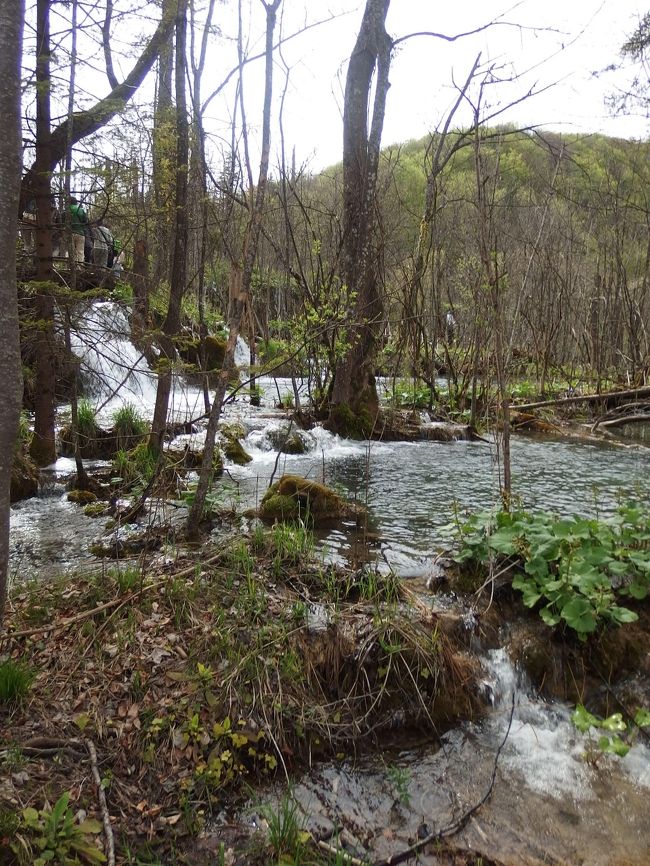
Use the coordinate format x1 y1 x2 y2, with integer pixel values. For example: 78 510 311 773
227 420 650 575
12 300 650 580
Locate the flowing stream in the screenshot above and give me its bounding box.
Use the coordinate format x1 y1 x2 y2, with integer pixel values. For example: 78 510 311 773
263 647 650 865
10 302 650 862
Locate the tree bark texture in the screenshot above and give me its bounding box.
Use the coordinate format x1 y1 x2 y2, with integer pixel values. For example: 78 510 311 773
30 0 57 466
0 0 25 623
329 0 391 432
150 0 190 454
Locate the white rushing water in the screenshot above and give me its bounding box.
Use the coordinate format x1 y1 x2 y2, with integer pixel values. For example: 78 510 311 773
68 301 251 425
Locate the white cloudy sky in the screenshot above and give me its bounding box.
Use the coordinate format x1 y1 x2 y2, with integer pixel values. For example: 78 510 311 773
207 0 649 172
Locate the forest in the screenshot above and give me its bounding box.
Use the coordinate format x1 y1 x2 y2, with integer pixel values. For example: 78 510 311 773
1 1 650 865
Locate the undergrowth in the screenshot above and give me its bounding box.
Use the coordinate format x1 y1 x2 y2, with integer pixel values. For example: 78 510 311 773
451 502 650 639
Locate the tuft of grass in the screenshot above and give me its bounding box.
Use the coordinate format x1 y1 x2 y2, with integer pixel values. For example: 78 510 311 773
76 399 97 437
112 403 148 450
262 793 307 860
0 659 34 705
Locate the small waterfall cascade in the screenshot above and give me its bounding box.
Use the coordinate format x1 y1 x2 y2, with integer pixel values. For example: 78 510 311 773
68 301 253 424
234 335 250 369
69 301 158 420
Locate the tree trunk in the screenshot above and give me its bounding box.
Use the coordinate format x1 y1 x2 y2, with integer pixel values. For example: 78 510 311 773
0 0 25 624
328 0 392 437
149 0 189 455
20 3 177 210
29 0 57 466
185 0 281 538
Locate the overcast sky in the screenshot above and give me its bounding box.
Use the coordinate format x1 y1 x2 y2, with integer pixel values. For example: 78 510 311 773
213 0 649 172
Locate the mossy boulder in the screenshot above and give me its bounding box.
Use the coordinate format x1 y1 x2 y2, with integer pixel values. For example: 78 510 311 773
10 448 39 503
265 425 310 454
67 489 98 505
84 502 108 517
223 437 253 465
59 423 146 460
219 423 252 465
178 334 227 372
259 474 363 526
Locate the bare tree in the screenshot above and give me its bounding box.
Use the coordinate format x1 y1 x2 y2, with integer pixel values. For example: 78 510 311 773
0 0 24 624
186 0 282 537
328 0 392 435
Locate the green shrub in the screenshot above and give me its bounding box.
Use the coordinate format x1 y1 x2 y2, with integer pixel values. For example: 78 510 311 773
112 403 148 450
77 399 97 438
112 443 157 487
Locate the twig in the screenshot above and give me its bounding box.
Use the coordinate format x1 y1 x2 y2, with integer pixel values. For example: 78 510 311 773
372 691 516 865
4 581 164 640
86 738 116 866
317 839 367 865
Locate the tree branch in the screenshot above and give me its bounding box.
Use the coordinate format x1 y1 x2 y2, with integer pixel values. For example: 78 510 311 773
21 2 177 208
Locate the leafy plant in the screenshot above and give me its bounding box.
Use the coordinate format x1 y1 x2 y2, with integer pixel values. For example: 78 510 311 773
12 791 106 865
0 659 34 705
571 703 650 759
452 504 650 639
112 443 157 488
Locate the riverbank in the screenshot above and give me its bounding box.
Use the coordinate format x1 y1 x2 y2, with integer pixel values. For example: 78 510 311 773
3 507 650 865
0 526 483 865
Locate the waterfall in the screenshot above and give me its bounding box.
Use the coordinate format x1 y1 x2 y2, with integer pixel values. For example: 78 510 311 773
68 302 258 424
69 301 158 418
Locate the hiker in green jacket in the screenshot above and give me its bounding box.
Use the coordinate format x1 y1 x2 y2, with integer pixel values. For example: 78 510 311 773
68 197 88 263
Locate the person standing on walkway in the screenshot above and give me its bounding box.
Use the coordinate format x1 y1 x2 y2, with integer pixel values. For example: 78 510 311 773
68 197 88 263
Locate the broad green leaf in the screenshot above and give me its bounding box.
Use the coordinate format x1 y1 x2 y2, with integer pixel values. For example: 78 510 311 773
77 819 103 834
608 606 639 625
560 597 597 636
571 704 599 733
598 713 626 733
539 606 561 627
634 709 650 727
598 734 630 757
487 528 519 554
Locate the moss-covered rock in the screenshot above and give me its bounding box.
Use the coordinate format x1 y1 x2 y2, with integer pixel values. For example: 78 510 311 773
84 502 108 517
259 474 363 526
10 449 39 503
178 334 227 371
223 437 253 465
59 423 146 460
218 423 253 465
67 489 98 505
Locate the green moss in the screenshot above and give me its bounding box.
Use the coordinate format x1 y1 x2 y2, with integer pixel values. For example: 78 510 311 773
84 502 108 517
260 493 300 521
328 402 375 439
223 437 253 465
259 474 362 526
68 489 98 505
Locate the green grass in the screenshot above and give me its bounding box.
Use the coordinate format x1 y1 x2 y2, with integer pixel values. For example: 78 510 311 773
112 403 148 450
77 399 97 437
0 659 34 705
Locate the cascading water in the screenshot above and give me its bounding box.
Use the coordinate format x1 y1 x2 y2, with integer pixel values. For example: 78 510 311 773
270 645 650 866
68 300 252 425
69 301 159 418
